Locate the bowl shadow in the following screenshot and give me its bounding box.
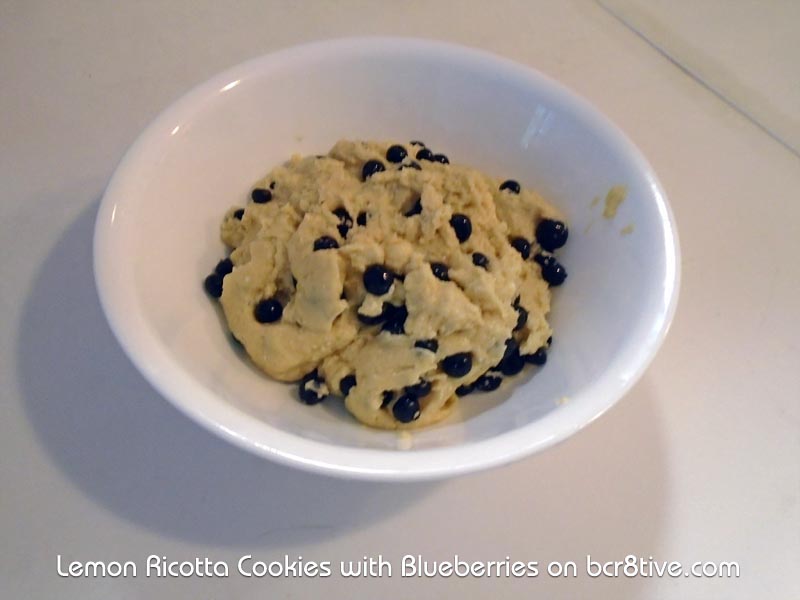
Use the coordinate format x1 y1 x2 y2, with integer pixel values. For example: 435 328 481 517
16 199 437 547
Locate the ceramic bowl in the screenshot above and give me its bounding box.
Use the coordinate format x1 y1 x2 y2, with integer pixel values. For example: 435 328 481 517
94 37 679 480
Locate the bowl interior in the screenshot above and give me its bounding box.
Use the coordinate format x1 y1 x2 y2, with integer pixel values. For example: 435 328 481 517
95 39 677 477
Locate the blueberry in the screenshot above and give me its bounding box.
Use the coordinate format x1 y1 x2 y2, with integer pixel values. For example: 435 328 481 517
362 160 385 180
410 140 426 147
405 379 432 398
474 373 502 392
386 145 407 163
524 347 548 366
392 393 421 423
233 208 244 220
254 298 283 323
498 341 524 376
298 370 327 405
381 304 408 335
499 180 521 194
472 253 489 269
269 181 276 190
534 254 568 286
381 390 395 407
363 265 395 295
514 305 528 331
416 148 435 162
430 262 449 281
251 188 272 203
357 309 387 326
456 383 474 396
433 153 449 164
399 162 421 171
536 219 569 251
357 211 368 226
313 236 339 251
203 273 223 298
450 214 472 243
214 258 233 277
510 237 531 259
414 339 438 353
339 374 357 396
333 207 353 238
441 352 472 378
500 352 524 376
404 197 423 216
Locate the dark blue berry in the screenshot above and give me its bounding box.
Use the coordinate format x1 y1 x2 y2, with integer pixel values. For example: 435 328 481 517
524 347 547 365
416 148 434 162
381 390 395 407
357 211 367 226
233 208 244 220
536 219 569 251
392 393 421 423
399 162 421 171
386 145 407 163
441 352 473 378
500 352 524 376
499 180 520 194
339 374 357 396
203 273 223 298
410 140 426 147
404 198 422 216
363 264 394 295
214 258 233 277
430 262 449 281
269 181 276 189
362 160 385 180
333 207 353 238
474 373 502 392
510 237 531 259
456 383 474 396
313 236 339 251
251 188 272 203
358 309 387 325
450 214 472 243
472 253 489 269
405 379 432 398
433 153 449 164
381 304 408 335
498 341 524 376
254 298 283 323
414 339 438 353
535 254 568 286
514 305 528 331
298 370 327 405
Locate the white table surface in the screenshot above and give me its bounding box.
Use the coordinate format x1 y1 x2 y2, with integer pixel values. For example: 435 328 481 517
2 1 798 598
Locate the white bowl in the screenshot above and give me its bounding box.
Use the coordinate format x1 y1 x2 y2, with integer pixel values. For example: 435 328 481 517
94 37 679 481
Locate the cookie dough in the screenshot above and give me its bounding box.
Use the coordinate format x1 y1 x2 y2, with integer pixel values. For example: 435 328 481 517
210 140 568 430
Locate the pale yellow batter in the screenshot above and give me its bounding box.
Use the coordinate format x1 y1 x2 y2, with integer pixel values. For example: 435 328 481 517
215 140 566 429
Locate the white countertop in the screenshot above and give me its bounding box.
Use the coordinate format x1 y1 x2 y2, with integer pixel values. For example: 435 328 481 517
2 1 798 598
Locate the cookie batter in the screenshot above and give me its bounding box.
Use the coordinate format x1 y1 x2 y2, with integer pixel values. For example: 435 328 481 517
204 140 569 429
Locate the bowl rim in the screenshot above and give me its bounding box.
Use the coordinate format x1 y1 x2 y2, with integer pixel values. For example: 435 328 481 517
93 36 680 481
